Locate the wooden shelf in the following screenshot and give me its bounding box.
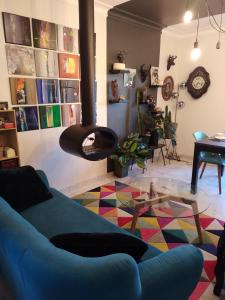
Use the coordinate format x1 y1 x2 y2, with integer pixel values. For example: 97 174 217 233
109 100 128 104
0 156 19 162
109 69 130 74
0 110 14 113
0 128 16 132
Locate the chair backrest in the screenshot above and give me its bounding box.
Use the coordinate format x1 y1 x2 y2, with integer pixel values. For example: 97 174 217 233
193 131 208 142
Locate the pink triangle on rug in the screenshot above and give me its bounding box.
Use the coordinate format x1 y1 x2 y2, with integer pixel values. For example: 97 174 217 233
200 218 214 229
100 191 115 198
204 261 216 282
140 229 160 242
99 207 115 215
189 282 210 300
218 219 225 227
157 217 174 229
167 243 185 249
132 192 143 199
102 185 116 192
118 217 133 227
120 187 138 192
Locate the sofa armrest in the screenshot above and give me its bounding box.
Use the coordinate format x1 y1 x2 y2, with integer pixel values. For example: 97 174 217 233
21 248 142 300
36 170 50 188
138 245 203 300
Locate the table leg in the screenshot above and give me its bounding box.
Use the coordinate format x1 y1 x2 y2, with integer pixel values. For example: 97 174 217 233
193 214 203 244
130 210 139 234
161 147 166 166
221 165 224 177
191 144 201 194
152 150 154 163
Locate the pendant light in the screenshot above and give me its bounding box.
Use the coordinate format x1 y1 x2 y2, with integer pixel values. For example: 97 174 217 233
191 4 201 60
183 0 193 23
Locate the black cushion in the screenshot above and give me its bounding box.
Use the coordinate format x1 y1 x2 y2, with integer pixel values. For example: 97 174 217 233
50 232 148 262
0 165 52 212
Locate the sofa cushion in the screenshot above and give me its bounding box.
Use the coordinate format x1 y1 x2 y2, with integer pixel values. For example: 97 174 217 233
50 232 148 262
0 166 52 212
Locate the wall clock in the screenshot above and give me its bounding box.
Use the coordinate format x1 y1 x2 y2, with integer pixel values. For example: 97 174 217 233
161 76 174 101
186 66 210 99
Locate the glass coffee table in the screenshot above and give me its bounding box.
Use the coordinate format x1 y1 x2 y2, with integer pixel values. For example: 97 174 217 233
116 177 211 244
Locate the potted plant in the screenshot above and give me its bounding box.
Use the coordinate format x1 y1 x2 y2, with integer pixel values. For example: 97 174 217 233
163 105 177 140
110 133 149 178
141 112 164 147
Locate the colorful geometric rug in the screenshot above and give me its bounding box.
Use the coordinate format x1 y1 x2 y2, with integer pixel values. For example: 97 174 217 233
73 181 224 300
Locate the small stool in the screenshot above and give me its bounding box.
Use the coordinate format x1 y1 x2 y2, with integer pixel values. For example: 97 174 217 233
149 144 167 166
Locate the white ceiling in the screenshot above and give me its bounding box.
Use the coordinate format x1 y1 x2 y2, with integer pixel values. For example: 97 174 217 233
165 13 225 36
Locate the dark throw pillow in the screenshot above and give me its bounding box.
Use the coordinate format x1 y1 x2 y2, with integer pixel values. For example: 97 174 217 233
0 165 52 212
50 232 148 262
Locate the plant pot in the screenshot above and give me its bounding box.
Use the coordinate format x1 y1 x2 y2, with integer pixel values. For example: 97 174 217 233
113 160 129 178
149 130 159 147
165 122 178 139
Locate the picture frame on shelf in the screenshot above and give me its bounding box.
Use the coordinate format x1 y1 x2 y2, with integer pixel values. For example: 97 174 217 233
0 102 9 111
150 66 159 86
2 12 32 46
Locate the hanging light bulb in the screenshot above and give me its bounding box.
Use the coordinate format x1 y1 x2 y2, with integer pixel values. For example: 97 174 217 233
183 10 193 23
191 4 201 61
191 41 201 60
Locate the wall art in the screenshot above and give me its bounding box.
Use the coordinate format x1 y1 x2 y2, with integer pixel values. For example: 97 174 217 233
9 78 37 105
6 45 35 76
58 25 79 53
2 12 32 46
32 18 57 50
150 66 159 86
61 104 77 127
0 102 9 111
60 80 79 103
162 76 174 101
58 53 79 79
35 49 59 78
124 68 136 87
39 105 61 129
36 79 59 104
14 106 39 132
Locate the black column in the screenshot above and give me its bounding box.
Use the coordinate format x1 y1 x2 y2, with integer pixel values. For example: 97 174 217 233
79 0 96 126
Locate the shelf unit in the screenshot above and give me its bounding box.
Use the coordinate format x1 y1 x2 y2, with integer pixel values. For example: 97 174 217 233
0 110 20 169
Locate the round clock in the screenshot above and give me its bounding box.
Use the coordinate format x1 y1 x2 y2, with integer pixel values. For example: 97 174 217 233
162 76 174 101
186 66 210 99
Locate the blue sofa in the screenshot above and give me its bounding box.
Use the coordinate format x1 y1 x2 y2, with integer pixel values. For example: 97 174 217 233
0 170 203 300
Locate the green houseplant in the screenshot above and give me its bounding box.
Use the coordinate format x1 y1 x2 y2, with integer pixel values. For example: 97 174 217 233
163 105 177 140
110 133 149 178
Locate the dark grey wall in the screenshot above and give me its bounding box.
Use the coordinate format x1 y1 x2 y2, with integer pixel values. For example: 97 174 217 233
107 12 162 142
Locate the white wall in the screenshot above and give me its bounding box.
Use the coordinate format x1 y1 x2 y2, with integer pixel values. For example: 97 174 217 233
0 0 111 194
158 26 225 160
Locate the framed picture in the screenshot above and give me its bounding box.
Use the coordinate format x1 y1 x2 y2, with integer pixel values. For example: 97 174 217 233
2 12 32 46
9 78 37 105
37 79 59 104
58 53 79 79
32 19 57 50
35 49 58 78
5 45 35 76
124 68 136 88
161 76 174 101
60 80 79 103
150 66 159 86
61 104 81 127
14 106 39 132
39 105 61 129
0 102 8 111
58 25 79 53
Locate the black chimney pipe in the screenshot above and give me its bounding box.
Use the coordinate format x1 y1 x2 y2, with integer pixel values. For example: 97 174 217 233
79 0 95 126
59 0 118 161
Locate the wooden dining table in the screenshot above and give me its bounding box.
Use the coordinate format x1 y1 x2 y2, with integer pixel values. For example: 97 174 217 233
191 138 225 194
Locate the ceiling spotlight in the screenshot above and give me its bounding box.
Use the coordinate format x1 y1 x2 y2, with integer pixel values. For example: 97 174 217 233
183 10 193 23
